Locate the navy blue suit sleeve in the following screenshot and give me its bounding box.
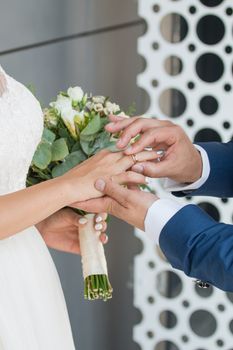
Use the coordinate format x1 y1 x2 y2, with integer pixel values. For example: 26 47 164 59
159 204 233 291
173 141 233 198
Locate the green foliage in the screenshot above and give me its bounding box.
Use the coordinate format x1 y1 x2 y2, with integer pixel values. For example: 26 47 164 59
52 150 87 178
80 114 101 136
51 138 69 161
32 142 52 170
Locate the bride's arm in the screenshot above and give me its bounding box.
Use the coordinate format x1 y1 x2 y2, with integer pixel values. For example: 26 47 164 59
0 150 136 239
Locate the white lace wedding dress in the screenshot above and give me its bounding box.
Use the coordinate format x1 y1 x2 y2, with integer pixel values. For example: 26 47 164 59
0 65 75 349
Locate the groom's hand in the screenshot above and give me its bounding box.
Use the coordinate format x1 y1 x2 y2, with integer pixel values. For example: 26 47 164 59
72 178 158 231
106 115 203 184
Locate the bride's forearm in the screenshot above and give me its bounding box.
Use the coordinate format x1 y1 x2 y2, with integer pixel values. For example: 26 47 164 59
0 178 71 239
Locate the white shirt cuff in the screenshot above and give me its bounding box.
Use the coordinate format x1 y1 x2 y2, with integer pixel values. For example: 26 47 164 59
163 145 210 192
144 199 186 245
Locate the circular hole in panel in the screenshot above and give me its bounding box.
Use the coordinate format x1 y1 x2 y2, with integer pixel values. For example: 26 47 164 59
186 196 192 201
226 292 233 303
224 84 232 92
194 128 222 142
196 53 224 83
154 341 179 350
148 261 156 269
226 7 233 16
229 319 233 334
223 121 231 129
181 335 189 343
188 44 196 52
160 13 188 43
197 202 220 221
197 15 225 45
221 198 228 203
195 282 214 297
164 56 183 76
187 81 195 89
225 46 232 54
216 339 224 347
200 0 224 6
152 79 159 87
153 4 160 13
190 310 217 337
152 42 159 50
159 310 177 329
187 119 194 127
147 330 154 338
147 296 155 304
156 270 182 298
159 88 187 118
199 95 218 115
189 6 197 14
182 300 190 308
217 304 225 312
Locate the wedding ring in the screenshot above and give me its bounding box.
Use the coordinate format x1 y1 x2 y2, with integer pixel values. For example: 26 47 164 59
131 154 138 164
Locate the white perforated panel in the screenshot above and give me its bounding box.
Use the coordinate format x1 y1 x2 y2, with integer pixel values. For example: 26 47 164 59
134 1 233 349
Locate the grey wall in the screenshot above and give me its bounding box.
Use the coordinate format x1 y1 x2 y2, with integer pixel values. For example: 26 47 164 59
0 1 148 349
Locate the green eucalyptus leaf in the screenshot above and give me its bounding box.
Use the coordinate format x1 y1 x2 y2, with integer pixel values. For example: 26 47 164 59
52 150 87 178
32 142 52 169
71 142 82 152
80 133 97 142
105 142 119 152
80 139 94 156
42 128 56 144
51 138 69 161
81 114 101 136
91 131 111 154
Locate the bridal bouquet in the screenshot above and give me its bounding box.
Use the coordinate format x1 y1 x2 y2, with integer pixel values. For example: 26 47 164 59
27 86 126 301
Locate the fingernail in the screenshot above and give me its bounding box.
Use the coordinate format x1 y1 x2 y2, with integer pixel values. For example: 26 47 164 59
95 215 103 223
79 218 88 225
103 234 109 244
106 122 115 129
95 179 106 191
132 164 144 173
125 146 133 154
95 223 103 231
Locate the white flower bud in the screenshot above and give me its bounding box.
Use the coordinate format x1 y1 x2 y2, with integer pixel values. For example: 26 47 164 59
61 109 77 139
67 86 84 102
74 110 85 125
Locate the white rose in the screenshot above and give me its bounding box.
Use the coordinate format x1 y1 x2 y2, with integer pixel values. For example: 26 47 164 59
67 86 84 102
92 96 105 104
94 103 104 112
50 95 73 115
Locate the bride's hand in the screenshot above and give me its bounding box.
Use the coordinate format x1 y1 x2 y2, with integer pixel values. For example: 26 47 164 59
36 208 108 254
61 149 136 203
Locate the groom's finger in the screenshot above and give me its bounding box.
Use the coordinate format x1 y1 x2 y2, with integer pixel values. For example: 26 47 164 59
105 115 140 134
111 171 146 185
95 178 131 207
131 160 171 178
124 126 176 155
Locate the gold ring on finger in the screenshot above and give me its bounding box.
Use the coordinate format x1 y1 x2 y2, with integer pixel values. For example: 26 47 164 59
131 154 138 164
